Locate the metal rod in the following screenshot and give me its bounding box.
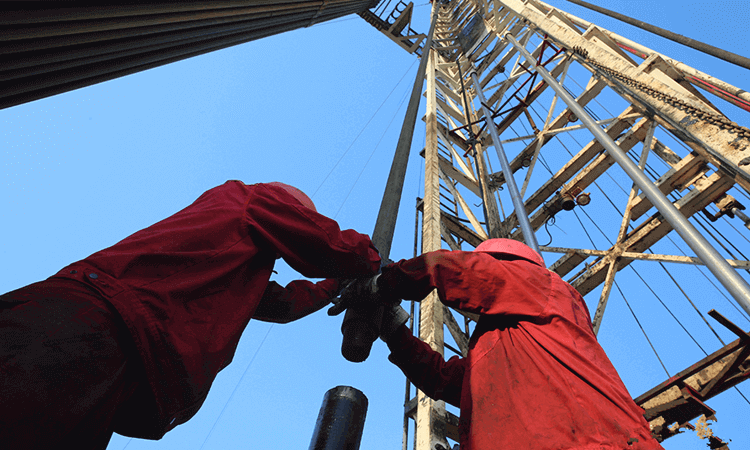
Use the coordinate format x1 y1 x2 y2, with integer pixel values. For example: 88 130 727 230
506 33 750 317
456 60 501 239
562 0 750 71
308 386 368 450
371 6 439 259
468 67 540 253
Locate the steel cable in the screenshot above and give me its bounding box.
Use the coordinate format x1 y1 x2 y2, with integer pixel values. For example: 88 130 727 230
199 324 274 450
311 58 418 198
571 208 671 375
334 86 412 219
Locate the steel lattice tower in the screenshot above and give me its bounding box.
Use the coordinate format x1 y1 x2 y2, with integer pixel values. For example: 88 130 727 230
4 1 750 449
364 1 750 449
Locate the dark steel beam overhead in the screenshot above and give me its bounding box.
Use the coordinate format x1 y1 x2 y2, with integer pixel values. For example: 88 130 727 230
0 1 379 109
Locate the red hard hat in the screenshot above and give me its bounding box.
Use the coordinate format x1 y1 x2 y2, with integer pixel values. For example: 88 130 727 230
266 182 317 212
474 238 545 267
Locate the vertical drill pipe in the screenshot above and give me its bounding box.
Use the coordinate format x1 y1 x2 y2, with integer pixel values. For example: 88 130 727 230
371 7 440 259
340 5 438 364
506 33 750 316
308 386 369 450
468 69 540 253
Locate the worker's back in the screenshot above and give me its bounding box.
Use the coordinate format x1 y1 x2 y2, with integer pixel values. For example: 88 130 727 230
380 250 662 449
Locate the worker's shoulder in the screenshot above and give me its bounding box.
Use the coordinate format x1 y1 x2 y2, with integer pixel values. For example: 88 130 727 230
191 180 254 206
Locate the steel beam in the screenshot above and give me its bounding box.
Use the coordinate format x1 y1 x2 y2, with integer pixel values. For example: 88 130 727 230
372 6 439 258
0 0 379 109
414 33 448 450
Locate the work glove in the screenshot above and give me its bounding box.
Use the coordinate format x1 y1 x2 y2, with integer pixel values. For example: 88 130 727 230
327 251 394 316
379 302 410 343
328 274 384 316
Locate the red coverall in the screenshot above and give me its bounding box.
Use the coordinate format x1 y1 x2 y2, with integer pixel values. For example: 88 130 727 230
1 181 380 443
379 250 663 450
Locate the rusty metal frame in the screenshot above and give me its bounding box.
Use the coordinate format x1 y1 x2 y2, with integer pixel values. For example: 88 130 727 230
636 310 750 441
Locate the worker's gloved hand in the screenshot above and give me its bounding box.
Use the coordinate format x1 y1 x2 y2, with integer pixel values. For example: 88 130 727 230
328 274 384 316
379 302 410 343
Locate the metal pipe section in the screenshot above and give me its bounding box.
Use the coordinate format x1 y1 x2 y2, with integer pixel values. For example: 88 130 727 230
370 6 439 259
340 4 438 365
562 0 750 71
468 68 540 254
0 0 379 110
506 33 750 317
308 386 368 450
456 61 502 239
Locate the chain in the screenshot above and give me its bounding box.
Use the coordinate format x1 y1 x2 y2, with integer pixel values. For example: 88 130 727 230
571 46 750 140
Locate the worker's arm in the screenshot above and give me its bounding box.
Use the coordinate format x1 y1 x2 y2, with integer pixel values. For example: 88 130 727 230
253 278 341 323
385 324 465 408
244 183 381 280
377 250 550 317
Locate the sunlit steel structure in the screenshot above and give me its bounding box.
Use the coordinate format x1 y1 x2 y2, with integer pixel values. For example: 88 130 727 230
4 1 750 448
361 1 750 449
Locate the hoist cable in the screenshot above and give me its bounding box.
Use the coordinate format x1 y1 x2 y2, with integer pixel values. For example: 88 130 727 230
311 58 418 198
334 87 411 219
612 280 671 376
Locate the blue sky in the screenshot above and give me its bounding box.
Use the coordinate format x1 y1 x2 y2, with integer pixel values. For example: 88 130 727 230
2 1 749 449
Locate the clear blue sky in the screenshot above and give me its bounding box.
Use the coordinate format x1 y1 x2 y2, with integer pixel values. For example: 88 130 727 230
2 1 749 449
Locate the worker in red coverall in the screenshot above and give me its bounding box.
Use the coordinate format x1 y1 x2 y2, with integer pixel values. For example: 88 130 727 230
0 180 381 450
365 239 663 450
